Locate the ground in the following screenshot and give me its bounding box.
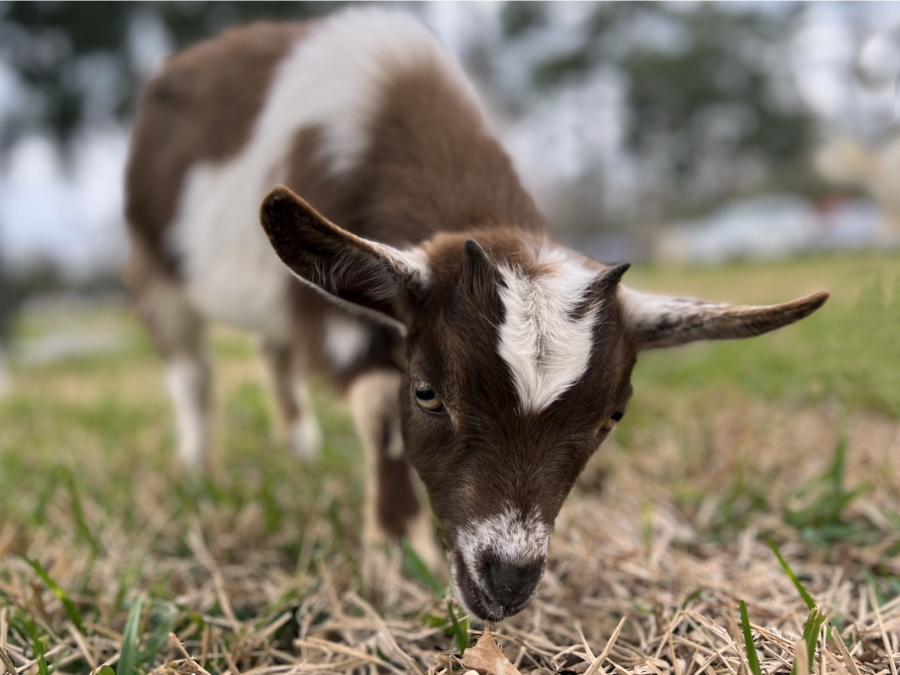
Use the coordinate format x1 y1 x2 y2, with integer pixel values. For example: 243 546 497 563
0 252 899 675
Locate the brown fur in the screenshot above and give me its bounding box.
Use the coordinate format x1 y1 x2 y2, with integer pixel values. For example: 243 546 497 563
125 22 312 276
401 232 635 536
376 416 422 540
281 72 543 249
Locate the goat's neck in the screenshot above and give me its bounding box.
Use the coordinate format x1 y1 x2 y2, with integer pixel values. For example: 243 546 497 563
360 72 545 242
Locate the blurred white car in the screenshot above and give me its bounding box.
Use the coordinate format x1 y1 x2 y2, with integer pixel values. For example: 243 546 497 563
662 194 820 264
816 197 883 250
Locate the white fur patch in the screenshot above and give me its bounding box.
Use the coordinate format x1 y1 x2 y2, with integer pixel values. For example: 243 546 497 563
457 508 551 569
288 381 322 460
618 286 697 331
325 310 372 370
166 356 208 470
497 248 600 412
454 507 551 610
277 9 483 176
171 8 466 340
376 244 434 292
172 160 294 340
619 286 729 349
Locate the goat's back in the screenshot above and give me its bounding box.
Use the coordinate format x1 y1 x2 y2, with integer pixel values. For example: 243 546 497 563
125 21 309 275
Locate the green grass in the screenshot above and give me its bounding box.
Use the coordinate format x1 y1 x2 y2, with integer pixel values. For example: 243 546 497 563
627 254 900 416
610 252 900 547
738 600 762 675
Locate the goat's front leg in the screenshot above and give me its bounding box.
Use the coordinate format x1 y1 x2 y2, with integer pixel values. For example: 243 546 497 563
347 369 444 591
259 338 322 460
126 261 212 473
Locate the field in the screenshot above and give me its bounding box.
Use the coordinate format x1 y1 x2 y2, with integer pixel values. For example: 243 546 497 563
1 252 899 675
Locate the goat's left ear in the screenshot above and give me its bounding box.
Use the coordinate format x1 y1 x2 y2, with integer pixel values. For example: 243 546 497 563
620 286 829 351
260 185 430 328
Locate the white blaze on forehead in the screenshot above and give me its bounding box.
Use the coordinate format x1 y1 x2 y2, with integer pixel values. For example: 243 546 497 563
497 248 600 412
457 508 551 574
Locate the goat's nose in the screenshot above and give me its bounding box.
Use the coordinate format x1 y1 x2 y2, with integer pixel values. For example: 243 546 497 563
482 555 544 611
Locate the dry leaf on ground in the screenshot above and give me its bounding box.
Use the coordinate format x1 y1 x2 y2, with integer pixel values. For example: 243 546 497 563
462 629 524 675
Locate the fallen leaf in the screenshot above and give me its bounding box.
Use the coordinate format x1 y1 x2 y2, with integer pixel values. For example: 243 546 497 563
461 629 523 675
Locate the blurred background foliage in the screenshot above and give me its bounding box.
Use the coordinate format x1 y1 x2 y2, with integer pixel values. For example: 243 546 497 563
501 3 815 202
1 1 818 204
0 2 334 151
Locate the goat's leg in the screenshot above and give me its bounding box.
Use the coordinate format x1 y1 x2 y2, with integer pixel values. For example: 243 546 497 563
127 262 211 472
347 369 444 586
166 346 211 473
259 339 321 460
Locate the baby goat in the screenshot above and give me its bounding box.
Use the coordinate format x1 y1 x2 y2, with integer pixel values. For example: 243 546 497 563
125 10 828 622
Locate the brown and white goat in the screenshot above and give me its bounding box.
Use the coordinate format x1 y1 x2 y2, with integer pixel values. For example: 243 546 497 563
125 10 828 622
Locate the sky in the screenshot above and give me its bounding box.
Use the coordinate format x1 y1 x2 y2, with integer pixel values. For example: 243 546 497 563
0 1 898 278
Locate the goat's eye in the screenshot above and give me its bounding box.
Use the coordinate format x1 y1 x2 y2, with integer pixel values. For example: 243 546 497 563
415 385 444 412
611 411 624 422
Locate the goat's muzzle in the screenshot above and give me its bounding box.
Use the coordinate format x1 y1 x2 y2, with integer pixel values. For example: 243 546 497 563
454 552 546 622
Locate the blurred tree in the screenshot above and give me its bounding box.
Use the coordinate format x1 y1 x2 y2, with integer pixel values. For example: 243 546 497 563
0 1 821 231
0 257 13 344
0 1 334 151
0 266 9 393
500 2 817 218
0 244 29 357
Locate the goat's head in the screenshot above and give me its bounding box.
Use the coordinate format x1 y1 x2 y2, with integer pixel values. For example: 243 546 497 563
260 186 828 622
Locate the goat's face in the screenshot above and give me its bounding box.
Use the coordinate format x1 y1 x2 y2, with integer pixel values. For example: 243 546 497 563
260 186 829 622
399 234 636 621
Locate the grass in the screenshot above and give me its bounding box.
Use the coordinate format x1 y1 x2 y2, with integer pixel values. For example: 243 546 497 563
0 252 898 674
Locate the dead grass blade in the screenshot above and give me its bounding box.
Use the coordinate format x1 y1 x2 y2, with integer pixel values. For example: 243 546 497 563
585 617 627 675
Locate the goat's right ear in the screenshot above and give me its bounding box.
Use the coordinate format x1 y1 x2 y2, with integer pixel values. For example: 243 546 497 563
260 186 430 328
